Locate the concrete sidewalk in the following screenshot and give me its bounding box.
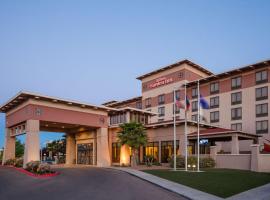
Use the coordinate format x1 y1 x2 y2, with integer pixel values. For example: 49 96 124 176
109 167 270 200
109 167 223 200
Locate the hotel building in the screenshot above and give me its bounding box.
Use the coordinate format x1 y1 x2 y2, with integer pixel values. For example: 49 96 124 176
1 59 269 170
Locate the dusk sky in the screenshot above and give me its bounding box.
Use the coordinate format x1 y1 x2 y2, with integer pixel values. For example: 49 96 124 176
1 0 270 148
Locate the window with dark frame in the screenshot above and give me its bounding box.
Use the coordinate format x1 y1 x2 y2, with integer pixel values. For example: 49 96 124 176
256 120 268 134
192 101 198 112
175 90 180 101
112 143 121 163
158 106 165 117
256 87 268 101
210 82 219 94
231 123 242 131
173 104 180 114
210 96 219 108
136 101 142 109
210 111 219 123
145 98 152 108
256 103 268 117
231 76 242 89
231 92 242 105
191 114 197 122
256 70 268 84
231 107 242 120
158 94 165 105
192 88 198 98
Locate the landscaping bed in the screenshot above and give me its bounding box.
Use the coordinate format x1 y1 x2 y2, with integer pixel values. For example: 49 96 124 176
3 159 59 178
142 168 270 198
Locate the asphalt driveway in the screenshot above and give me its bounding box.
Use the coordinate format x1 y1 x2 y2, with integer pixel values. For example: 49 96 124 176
0 166 187 200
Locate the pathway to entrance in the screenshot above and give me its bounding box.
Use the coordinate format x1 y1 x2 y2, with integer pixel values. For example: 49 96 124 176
0 167 187 200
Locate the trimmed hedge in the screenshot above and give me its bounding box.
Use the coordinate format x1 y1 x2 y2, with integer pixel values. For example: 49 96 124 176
169 155 215 168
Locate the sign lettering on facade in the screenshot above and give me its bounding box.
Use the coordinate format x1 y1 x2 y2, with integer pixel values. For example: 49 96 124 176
149 77 173 89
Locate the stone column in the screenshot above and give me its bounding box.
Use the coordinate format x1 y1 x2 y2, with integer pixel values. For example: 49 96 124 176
2 128 15 165
251 144 260 172
231 134 239 154
120 144 130 166
65 133 76 165
96 128 111 167
23 120 40 168
210 146 217 161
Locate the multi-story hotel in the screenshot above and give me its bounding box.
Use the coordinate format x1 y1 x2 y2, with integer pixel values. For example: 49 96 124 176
1 59 269 170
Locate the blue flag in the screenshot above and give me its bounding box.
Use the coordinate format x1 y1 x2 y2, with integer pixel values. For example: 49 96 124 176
200 94 209 109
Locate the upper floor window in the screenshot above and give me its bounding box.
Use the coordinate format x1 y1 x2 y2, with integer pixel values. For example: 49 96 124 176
256 70 268 84
136 101 142 109
231 107 242 120
158 94 165 105
256 103 268 117
210 111 219 123
231 92 242 105
256 120 268 134
192 88 198 98
145 98 152 108
231 123 242 131
256 87 268 101
175 90 180 101
231 77 242 89
173 104 180 114
191 114 197 122
158 106 165 117
210 96 219 108
210 82 219 94
192 101 198 112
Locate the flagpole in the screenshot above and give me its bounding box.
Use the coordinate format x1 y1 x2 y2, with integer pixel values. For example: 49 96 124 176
173 88 177 171
184 82 188 171
197 80 200 172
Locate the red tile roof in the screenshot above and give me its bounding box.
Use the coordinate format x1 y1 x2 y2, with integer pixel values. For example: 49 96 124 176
189 128 234 136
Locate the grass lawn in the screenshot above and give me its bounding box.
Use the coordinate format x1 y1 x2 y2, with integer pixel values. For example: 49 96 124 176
142 169 270 198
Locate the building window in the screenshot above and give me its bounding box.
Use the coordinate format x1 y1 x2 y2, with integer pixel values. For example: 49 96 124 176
231 92 242 105
256 120 268 134
175 90 180 101
256 87 268 101
173 104 180 114
112 143 121 163
145 98 151 108
210 82 219 94
158 94 165 105
231 107 242 120
192 101 198 112
158 106 165 117
231 123 242 131
210 96 219 108
110 114 126 125
191 115 198 122
136 101 142 109
256 103 268 117
210 111 219 123
231 76 242 89
192 88 198 98
161 140 179 163
256 70 268 84
143 142 159 162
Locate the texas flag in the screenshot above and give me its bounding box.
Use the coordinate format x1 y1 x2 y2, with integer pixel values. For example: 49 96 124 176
176 96 190 111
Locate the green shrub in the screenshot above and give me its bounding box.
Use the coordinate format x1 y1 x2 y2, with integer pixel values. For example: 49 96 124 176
169 155 215 168
25 161 54 174
4 158 16 166
14 158 23 168
144 155 155 167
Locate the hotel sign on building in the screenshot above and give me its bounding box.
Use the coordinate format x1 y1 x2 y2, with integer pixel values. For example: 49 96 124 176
149 77 174 89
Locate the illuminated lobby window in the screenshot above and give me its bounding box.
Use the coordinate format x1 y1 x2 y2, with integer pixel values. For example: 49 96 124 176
143 142 159 161
112 143 121 163
161 140 179 163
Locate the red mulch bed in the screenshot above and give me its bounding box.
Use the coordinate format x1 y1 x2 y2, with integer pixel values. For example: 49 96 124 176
2 166 60 178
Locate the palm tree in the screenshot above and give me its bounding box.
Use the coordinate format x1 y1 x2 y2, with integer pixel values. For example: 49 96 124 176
118 122 148 167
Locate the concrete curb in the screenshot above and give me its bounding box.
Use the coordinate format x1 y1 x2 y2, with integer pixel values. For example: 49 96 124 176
108 167 223 200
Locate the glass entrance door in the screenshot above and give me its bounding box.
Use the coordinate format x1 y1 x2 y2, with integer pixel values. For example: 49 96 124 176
77 143 93 165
